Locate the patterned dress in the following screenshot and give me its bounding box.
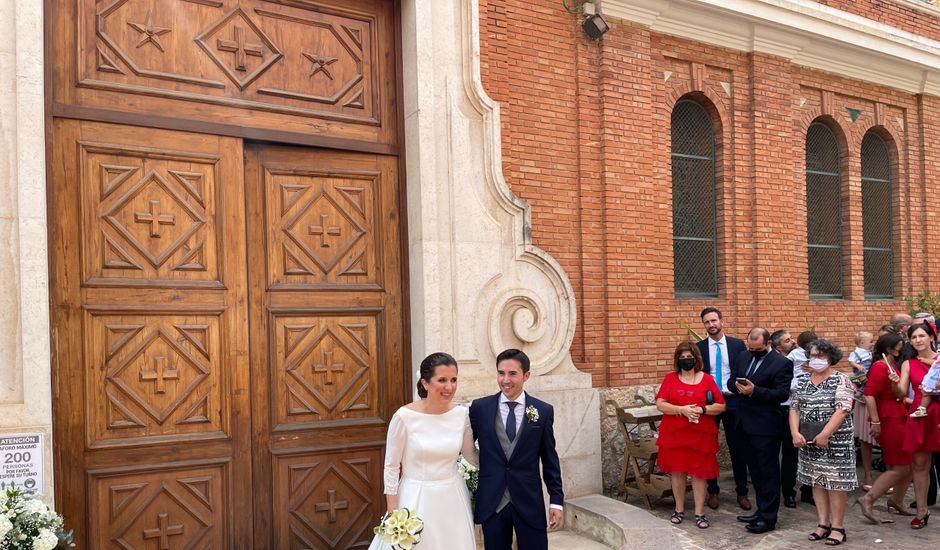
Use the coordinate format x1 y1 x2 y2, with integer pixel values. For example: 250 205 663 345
791 372 858 491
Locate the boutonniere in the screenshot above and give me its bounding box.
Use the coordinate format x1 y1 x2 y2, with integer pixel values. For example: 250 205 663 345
525 405 539 423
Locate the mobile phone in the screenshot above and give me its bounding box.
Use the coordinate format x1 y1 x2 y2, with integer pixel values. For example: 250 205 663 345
735 377 749 383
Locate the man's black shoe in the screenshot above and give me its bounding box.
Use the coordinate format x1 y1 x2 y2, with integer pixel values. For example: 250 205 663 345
783 495 796 508
736 513 760 523
745 520 775 534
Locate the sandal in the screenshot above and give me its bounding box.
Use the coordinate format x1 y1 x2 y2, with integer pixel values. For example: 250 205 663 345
825 527 847 546
670 510 684 524
694 514 709 529
808 524 831 541
911 406 928 418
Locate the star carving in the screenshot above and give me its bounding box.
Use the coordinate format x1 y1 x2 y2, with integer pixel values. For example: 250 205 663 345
128 12 171 52
302 51 339 80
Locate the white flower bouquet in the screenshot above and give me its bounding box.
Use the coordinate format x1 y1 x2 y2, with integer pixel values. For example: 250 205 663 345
373 508 424 550
457 455 479 505
0 486 73 550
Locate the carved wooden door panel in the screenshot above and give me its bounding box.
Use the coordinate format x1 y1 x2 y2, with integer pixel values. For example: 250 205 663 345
244 145 404 549
49 120 252 548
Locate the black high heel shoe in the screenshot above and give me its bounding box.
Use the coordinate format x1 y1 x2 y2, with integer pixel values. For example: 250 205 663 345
911 511 930 529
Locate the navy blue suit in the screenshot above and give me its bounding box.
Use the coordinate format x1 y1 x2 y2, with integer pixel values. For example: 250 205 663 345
728 349 793 525
697 336 750 497
469 393 563 550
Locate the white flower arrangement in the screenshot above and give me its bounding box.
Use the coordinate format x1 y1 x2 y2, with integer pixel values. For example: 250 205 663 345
373 508 424 550
0 486 73 550
457 455 479 505
525 405 539 423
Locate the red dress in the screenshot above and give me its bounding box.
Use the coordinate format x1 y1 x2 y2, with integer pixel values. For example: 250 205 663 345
864 360 912 465
655 372 725 479
902 357 940 453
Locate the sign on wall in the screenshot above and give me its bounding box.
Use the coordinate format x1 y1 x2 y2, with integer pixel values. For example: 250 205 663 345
0 434 43 494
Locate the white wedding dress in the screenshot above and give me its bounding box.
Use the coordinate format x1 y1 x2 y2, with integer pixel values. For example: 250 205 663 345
369 405 478 550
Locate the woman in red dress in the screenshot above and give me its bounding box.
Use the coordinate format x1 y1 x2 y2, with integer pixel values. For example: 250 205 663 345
900 323 940 528
656 341 726 529
858 333 912 524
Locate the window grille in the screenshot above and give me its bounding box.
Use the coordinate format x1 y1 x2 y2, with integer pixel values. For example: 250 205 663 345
806 122 843 299
861 132 893 299
672 99 717 297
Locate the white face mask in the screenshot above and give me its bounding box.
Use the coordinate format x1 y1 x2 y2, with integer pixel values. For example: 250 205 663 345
809 357 829 372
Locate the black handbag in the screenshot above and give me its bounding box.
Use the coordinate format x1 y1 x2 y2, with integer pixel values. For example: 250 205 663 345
799 420 827 442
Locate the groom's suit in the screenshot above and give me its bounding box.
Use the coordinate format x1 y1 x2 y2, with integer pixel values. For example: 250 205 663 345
469 392 563 550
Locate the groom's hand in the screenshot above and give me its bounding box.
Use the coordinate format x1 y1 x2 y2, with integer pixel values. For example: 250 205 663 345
548 508 564 531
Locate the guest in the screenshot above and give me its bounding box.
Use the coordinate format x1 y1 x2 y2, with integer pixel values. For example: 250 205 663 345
789 339 857 546
729 328 793 534
900 322 940 528
891 313 913 336
787 330 818 505
696 307 750 510
771 329 799 509
655 341 727 529
849 331 876 491
858 333 913 524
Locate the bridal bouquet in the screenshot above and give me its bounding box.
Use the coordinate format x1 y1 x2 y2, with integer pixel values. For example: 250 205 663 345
457 455 479 504
373 508 423 550
0 486 73 550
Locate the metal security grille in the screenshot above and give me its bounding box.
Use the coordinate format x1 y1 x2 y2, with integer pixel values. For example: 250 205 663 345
861 132 894 299
806 122 843 299
672 99 717 297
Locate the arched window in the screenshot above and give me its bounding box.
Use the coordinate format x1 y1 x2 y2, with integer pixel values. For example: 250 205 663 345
861 131 893 299
672 99 717 297
806 122 843 298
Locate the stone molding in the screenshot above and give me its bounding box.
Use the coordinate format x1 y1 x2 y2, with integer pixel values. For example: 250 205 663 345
0 0 53 496
600 0 940 95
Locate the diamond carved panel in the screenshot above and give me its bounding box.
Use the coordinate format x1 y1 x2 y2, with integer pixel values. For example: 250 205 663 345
274 449 379 550
272 314 378 428
82 0 379 125
266 168 379 288
90 462 227 550
81 143 221 286
86 312 227 447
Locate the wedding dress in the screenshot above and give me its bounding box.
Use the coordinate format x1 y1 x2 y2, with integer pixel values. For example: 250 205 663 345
368 405 478 550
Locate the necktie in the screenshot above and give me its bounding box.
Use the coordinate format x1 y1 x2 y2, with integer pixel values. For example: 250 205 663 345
746 357 758 378
714 342 723 387
506 402 518 442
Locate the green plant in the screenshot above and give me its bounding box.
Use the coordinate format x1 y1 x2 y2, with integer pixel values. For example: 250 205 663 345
904 291 940 318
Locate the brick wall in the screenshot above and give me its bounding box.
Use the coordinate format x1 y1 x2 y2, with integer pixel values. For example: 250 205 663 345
816 1 940 41
478 1 940 388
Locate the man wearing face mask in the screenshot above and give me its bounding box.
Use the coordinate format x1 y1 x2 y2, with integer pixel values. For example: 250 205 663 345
728 328 794 534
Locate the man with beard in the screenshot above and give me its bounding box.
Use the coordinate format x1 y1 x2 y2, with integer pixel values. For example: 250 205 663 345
771 329 799 508
696 307 750 511
729 328 793 534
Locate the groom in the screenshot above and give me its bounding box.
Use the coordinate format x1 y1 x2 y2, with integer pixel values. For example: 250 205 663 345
469 349 564 550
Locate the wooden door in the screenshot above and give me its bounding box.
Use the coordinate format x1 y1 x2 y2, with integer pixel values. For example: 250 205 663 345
49 120 253 548
244 145 404 548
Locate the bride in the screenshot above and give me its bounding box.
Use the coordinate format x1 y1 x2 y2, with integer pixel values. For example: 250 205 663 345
369 352 478 550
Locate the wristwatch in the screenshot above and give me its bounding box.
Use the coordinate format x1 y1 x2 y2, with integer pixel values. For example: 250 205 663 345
700 405 707 415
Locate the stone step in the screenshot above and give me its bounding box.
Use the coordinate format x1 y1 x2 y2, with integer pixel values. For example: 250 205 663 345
548 530 612 549
564 493 685 550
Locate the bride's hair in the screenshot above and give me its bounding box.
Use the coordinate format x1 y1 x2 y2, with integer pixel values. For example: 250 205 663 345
417 352 458 398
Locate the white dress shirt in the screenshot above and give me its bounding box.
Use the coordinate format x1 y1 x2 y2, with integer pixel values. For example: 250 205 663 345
498 392 562 511
708 336 732 394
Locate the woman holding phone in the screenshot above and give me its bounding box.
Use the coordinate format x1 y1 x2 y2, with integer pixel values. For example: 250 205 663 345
857 332 913 524
655 341 727 529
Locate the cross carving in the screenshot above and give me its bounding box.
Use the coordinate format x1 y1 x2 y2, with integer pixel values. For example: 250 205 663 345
308 213 342 248
314 489 349 523
216 26 264 72
140 356 179 394
134 199 176 238
313 350 345 386
142 512 185 550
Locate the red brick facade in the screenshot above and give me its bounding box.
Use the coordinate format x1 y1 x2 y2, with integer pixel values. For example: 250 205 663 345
478 0 940 387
